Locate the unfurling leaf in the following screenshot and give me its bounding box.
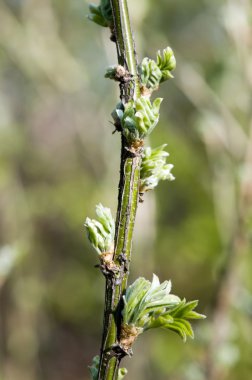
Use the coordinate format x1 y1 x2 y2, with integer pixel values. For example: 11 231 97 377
120 275 205 350
156 47 176 82
84 204 115 255
139 46 176 92
113 97 162 145
140 58 162 90
140 144 175 192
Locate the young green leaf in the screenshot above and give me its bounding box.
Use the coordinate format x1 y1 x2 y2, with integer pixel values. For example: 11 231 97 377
140 57 162 90
140 144 175 192
84 204 115 255
119 97 163 145
87 4 109 27
121 274 206 350
157 47 176 82
139 46 176 93
87 0 113 27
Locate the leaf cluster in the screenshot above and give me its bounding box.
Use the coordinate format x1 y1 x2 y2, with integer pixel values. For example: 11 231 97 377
84 204 115 255
140 144 175 192
140 47 176 91
112 97 162 145
122 275 205 342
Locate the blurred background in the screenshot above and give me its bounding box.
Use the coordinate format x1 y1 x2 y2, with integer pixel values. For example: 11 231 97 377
0 0 252 379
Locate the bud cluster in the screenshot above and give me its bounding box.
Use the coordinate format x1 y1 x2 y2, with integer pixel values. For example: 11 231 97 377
122 97 163 145
140 47 176 93
120 274 205 351
84 204 115 255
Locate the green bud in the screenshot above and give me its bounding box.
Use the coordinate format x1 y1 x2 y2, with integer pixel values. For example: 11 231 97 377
84 204 115 255
135 97 162 135
119 96 162 145
140 144 175 192
157 47 176 82
139 46 176 92
111 102 124 130
121 274 205 349
95 203 114 233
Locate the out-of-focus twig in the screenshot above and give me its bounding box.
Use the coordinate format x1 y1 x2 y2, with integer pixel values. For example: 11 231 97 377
176 1 252 378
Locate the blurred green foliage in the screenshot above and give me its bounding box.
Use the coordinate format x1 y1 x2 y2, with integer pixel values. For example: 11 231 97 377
0 1 251 380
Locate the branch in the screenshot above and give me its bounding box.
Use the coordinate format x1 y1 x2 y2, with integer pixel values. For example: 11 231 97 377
97 1 142 379
85 2 203 380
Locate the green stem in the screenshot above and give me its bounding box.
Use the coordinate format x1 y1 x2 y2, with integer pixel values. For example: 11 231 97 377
98 1 141 379
111 0 140 99
98 153 141 380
